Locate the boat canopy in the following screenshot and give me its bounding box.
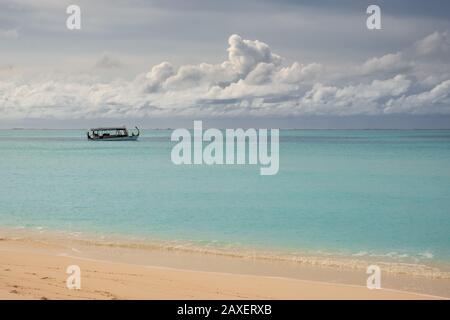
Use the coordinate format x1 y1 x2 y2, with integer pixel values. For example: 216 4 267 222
89 127 127 131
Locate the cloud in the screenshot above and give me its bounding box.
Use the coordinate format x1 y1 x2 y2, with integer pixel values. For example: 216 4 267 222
93 53 123 69
414 31 450 58
384 80 450 114
144 62 175 92
0 28 19 39
1 32 450 119
227 34 282 76
297 75 412 116
0 65 14 73
359 52 409 75
274 62 323 84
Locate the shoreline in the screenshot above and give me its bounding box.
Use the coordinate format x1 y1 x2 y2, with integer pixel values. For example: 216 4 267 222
2 226 449 278
1 227 449 299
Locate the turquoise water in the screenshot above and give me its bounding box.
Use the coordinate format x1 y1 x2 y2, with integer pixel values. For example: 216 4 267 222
1 129 449 263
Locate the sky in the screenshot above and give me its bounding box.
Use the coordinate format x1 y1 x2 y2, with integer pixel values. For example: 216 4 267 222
0 0 450 128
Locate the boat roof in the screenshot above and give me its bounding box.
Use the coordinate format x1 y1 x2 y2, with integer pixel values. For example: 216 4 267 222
90 127 127 131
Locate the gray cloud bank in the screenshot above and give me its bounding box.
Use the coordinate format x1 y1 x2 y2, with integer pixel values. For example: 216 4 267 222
1 31 450 120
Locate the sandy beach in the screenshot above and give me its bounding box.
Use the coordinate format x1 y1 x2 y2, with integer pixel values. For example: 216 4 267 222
0 230 448 300
2 0 450 304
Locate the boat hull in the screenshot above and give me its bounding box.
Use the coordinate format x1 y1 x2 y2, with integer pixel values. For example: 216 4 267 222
87 126 140 141
89 135 139 141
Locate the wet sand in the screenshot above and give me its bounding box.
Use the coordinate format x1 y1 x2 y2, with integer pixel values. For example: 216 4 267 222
0 230 448 300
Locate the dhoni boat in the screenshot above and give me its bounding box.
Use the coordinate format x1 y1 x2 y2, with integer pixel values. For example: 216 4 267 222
87 126 140 141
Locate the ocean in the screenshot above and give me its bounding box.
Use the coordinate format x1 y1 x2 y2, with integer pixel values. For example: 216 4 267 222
1 129 449 266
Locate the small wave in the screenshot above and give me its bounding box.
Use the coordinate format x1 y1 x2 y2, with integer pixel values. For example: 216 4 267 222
2 226 448 279
352 251 368 257
62 237 450 280
419 252 434 259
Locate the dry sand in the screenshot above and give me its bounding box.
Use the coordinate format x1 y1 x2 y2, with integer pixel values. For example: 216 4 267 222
0 234 446 300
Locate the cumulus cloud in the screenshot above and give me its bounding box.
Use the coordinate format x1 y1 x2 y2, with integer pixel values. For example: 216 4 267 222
145 62 174 87
227 34 282 76
384 80 450 114
414 31 450 58
297 75 412 116
1 32 450 119
274 62 323 84
359 52 409 75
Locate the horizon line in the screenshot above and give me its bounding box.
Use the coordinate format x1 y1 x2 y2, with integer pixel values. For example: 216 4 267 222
2 128 450 131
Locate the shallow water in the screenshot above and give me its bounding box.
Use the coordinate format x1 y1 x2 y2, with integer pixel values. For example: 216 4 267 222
1 129 449 266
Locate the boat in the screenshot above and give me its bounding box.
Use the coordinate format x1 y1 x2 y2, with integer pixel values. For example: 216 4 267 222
87 126 140 141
